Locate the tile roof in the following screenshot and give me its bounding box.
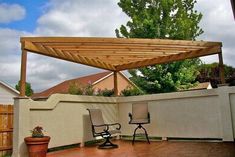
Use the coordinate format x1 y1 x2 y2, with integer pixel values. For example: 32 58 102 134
32 71 112 98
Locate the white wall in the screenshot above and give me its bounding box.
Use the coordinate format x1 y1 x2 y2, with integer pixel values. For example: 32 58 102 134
118 91 222 139
12 86 235 157
30 102 118 148
230 93 235 137
13 94 118 157
0 83 18 104
118 86 235 141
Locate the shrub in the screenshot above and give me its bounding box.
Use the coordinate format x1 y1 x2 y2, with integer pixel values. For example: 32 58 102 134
121 86 144 96
68 82 83 95
96 88 114 97
83 83 95 95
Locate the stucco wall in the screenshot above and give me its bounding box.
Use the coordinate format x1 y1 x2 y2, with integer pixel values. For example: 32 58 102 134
13 86 235 157
118 86 235 141
13 94 118 157
118 91 221 139
0 83 18 104
30 102 118 148
230 93 235 137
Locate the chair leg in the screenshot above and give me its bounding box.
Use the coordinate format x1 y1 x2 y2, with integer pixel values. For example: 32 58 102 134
141 125 150 144
98 136 118 149
132 126 139 145
132 124 150 144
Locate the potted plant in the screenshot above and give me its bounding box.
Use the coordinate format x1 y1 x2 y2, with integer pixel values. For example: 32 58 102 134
24 126 50 157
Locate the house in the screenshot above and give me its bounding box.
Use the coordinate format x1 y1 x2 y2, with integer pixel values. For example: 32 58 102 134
32 71 136 98
180 82 212 92
0 80 19 105
189 82 212 90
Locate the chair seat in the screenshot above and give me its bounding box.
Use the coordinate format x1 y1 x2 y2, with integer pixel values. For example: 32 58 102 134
108 129 121 135
130 118 149 124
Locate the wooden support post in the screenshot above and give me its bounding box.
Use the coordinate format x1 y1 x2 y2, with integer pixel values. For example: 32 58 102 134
20 49 27 97
114 71 118 96
218 52 225 84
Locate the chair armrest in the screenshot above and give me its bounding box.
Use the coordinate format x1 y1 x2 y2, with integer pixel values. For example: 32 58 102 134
128 113 133 124
129 113 132 120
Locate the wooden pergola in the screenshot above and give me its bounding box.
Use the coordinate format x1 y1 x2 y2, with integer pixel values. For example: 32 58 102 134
20 37 225 96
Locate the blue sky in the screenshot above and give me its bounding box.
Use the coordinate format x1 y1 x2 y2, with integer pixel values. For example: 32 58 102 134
0 0 234 92
0 0 47 32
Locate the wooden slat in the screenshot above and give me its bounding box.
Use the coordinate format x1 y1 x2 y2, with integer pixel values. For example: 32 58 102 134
42 45 59 57
0 146 12 151
23 41 116 71
116 46 221 71
0 129 13 133
0 105 13 155
0 111 13 114
65 50 182 55
49 45 202 51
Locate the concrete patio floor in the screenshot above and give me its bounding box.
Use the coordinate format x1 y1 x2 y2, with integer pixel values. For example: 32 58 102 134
47 140 235 157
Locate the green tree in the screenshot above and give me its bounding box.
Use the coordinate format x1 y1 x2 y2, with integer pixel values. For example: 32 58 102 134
15 81 34 96
116 0 203 93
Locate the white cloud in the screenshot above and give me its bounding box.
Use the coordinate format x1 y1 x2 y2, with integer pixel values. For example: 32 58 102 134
0 28 26 55
0 28 29 87
35 0 128 36
0 3 26 23
196 0 235 66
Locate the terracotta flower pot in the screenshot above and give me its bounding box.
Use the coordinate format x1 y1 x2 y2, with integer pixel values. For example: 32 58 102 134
24 136 50 157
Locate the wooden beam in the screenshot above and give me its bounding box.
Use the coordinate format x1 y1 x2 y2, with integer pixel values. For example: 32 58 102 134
116 46 221 71
114 71 118 96
20 37 222 47
218 52 226 84
20 45 27 97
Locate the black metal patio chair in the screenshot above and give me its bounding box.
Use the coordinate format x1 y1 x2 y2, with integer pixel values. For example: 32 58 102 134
129 102 150 144
87 108 121 149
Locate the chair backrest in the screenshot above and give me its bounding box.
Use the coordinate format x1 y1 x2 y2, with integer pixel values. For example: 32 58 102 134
87 109 106 134
132 102 149 120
